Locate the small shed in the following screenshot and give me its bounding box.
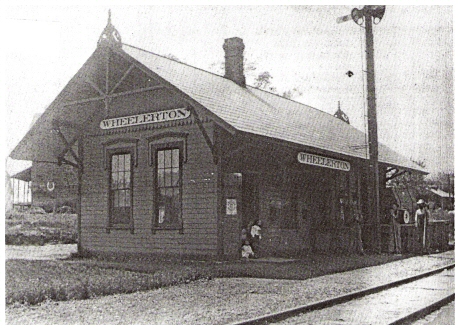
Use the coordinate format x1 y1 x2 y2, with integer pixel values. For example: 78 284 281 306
428 188 454 210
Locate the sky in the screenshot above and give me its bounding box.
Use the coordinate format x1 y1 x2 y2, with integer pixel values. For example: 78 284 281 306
1 2 455 178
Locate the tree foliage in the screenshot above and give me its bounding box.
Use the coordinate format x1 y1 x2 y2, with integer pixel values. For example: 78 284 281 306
163 53 182 63
209 60 303 100
426 171 455 195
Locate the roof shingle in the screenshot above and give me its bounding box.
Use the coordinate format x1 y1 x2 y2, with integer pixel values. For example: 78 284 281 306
123 44 425 173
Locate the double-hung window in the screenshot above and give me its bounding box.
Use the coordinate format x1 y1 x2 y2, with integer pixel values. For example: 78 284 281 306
109 152 133 228
153 142 183 230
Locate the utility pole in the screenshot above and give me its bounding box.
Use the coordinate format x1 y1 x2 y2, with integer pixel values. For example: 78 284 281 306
338 6 386 253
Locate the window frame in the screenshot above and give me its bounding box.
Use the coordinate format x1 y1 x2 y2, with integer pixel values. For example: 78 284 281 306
102 138 138 234
106 147 135 233
151 141 184 233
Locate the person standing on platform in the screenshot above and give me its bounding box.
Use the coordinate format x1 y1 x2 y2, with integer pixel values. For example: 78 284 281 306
351 199 365 255
390 203 402 254
250 221 262 258
415 199 430 254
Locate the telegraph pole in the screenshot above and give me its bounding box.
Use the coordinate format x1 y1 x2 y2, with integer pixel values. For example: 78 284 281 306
338 6 386 253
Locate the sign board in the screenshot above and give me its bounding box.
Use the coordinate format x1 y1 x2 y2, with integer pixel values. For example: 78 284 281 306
297 152 350 172
100 108 191 130
226 199 237 215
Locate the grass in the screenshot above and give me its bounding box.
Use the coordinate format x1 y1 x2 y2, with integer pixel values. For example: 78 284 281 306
5 211 77 245
4 213 420 307
6 252 408 306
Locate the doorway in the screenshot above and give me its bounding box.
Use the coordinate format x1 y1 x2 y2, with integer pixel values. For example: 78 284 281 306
242 173 259 229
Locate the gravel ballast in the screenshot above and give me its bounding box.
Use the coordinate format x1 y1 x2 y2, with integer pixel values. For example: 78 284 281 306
6 251 454 324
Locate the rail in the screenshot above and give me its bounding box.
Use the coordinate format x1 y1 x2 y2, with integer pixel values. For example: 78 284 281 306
234 263 455 325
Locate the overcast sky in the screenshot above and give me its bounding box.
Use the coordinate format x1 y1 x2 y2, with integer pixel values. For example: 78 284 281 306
2 3 454 177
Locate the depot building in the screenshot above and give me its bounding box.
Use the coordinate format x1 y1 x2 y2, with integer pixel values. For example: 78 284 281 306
10 17 426 260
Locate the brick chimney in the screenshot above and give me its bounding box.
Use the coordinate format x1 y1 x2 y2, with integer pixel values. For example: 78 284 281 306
223 37 246 87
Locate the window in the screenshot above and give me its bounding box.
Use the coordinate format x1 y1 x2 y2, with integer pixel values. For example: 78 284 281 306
153 143 183 230
109 152 133 228
103 139 138 233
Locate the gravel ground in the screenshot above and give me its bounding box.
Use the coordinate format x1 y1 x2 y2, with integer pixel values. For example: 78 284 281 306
412 301 455 325
6 250 454 325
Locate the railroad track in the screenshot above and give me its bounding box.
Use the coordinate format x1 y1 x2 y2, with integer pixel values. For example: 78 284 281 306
234 263 455 325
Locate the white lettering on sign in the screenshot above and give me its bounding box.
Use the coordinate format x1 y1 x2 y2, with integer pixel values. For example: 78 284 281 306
297 152 351 172
100 108 191 130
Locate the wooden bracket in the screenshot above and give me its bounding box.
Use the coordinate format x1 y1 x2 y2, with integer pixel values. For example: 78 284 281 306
53 122 82 170
386 169 407 182
188 105 218 164
386 167 396 173
58 156 80 170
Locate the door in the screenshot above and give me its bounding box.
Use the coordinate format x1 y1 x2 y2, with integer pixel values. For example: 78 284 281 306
222 173 242 259
242 173 259 229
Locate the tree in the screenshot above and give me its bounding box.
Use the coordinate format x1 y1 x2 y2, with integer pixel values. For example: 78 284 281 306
254 71 276 92
209 60 303 100
427 171 455 196
282 88 303 100
163 53 182 63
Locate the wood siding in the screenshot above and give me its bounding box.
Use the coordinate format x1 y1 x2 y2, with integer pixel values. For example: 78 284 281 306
79 87 219 258
31 162 78 210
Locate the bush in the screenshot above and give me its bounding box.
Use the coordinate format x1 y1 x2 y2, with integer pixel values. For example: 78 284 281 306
5 213 77 245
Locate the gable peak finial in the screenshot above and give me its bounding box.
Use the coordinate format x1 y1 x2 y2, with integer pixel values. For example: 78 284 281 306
98 9 122 48
334 101 350 124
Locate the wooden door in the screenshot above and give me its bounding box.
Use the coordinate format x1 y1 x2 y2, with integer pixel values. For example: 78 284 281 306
222 173 242 259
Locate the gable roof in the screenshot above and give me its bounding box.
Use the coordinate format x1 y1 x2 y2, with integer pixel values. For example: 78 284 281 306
429 188 452 198
9 41 426 174
10 166 32 182
123 44 426 173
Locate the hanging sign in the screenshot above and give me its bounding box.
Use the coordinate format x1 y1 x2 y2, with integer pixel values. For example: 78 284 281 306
297 152 350 172
100 108 191 130
226 199 237 216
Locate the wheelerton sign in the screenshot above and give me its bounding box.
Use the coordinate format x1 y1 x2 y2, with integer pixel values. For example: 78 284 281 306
100 108 191 130
297 152 350 172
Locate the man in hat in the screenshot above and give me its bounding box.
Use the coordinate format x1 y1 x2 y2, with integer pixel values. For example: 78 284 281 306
414 199 430 254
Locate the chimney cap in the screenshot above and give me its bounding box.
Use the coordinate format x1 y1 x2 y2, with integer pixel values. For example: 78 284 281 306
223 37 245 51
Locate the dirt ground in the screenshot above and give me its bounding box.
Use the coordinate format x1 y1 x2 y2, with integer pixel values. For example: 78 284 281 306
5 248 454 325
5 244 77 260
